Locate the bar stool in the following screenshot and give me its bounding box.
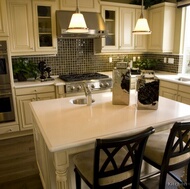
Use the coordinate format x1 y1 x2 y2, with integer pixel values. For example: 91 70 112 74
73 127 155 189
140 122 190 189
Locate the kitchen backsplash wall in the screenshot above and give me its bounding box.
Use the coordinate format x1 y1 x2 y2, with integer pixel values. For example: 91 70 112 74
12 39 183 75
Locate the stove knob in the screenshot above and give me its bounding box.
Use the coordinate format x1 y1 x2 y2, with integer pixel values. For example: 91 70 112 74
100 83 104 88
71 86 75 90
105 82 110 87
77 85 82 90
91 84 95 89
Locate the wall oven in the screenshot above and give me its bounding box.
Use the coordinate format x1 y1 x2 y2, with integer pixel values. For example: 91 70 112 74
0 84 15 122
0 41 15 123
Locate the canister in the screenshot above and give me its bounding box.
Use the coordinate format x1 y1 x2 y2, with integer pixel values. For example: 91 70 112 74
136 70 159 110
112 62 131 105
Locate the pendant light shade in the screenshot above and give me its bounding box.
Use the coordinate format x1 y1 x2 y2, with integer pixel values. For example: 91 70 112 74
132 0 151 35
67 0 88 33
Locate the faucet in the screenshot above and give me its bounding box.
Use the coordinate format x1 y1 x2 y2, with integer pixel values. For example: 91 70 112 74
82 82 92 106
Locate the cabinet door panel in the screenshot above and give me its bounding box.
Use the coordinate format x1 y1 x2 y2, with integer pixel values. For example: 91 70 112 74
37 92 55 101
148 7 163 50
0 0 8 36
159 87 177 101
178 92 190 105
60 0 99 12
101 6 119 51
119 8 135 50
7 0 34 53
17 95 36 131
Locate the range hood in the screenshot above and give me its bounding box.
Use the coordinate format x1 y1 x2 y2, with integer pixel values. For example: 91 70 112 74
56 10 107 38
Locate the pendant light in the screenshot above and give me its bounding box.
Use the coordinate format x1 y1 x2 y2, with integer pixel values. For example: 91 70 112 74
66 0 88 33
132 0 151 35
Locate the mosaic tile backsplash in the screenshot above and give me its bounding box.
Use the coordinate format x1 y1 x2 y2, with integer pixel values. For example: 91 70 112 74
12 38 183 76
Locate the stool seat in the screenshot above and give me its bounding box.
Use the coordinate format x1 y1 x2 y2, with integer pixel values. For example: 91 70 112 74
73 148 133 186
144 131 190 165
73 127 155 189
140 122 190 189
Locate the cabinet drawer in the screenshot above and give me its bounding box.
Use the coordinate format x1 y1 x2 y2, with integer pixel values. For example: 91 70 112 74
178 84 190 93
0 125 19 134
160 80 178 90
15 86 55 95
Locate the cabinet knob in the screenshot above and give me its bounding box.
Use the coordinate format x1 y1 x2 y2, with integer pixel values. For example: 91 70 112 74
8 129 12 132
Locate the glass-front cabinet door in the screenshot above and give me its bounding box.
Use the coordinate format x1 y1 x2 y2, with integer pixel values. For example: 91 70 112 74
101 6 119 51
33 1 57 54
38 6 52 47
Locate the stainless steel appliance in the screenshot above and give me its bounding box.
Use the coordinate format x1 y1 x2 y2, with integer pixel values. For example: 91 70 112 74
0 41 10 85
56 11 107 38
59 73 112 97
0 41 15 123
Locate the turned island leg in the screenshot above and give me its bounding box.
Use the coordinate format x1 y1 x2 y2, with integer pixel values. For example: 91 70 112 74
54 151 70 189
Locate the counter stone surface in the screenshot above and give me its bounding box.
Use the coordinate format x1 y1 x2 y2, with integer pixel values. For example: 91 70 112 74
30 91 190 152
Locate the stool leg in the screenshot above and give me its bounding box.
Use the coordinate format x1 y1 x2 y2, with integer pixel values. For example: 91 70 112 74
186 163 190 189
159 169 167 189
74 168 81 189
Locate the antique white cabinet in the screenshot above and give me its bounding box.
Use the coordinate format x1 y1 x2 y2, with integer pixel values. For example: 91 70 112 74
147 2 176 52
15 86 55 131
159 80 178 101
101 2 147 52
159 80 190 105
7 0 35 54
0 0 9 36
7 0 57 55
59 0 100 12
178 84 190 105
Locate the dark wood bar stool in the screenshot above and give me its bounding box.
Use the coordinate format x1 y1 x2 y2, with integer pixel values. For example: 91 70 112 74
140 122 190 189
73 127 155 189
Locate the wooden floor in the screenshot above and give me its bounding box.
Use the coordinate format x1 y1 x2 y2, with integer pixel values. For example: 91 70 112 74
0 135 185 189
0 134 43 189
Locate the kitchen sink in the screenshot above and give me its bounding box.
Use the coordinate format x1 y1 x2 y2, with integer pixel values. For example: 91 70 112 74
176 77 190 82
70 98 95 105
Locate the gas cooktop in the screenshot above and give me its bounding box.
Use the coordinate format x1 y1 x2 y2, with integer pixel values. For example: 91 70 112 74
59 73 109 82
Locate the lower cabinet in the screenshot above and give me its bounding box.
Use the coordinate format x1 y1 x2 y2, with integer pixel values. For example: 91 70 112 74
159 80 190 105
15 86 55 131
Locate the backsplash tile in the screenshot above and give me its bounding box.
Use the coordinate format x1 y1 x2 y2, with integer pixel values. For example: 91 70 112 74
12 39 183 75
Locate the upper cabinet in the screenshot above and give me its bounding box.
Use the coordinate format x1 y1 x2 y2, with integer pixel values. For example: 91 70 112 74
59 0 100 12
33 1 57 53
0 0 9 36
101 5 119 51
7 0 57 56
147 2 176 53
7 0 35 54
101 2 147 52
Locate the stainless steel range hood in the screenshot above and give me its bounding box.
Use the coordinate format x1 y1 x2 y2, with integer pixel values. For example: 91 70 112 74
56 10 107 38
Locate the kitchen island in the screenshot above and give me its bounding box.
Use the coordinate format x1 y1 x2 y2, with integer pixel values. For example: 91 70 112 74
30 91 190 189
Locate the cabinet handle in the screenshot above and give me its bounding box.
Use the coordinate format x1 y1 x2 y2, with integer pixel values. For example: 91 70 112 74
8 129 12 132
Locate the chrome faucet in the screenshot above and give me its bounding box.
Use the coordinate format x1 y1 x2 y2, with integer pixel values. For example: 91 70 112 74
82 82 92 106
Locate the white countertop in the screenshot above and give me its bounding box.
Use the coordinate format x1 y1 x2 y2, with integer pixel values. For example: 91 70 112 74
30 91 190 152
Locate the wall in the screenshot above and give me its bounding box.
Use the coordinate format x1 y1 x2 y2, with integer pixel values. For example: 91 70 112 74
12 39 182 76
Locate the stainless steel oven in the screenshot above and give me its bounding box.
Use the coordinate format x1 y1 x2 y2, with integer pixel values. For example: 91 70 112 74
0 41 15 123
0 84 15 123
0 41 10 85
